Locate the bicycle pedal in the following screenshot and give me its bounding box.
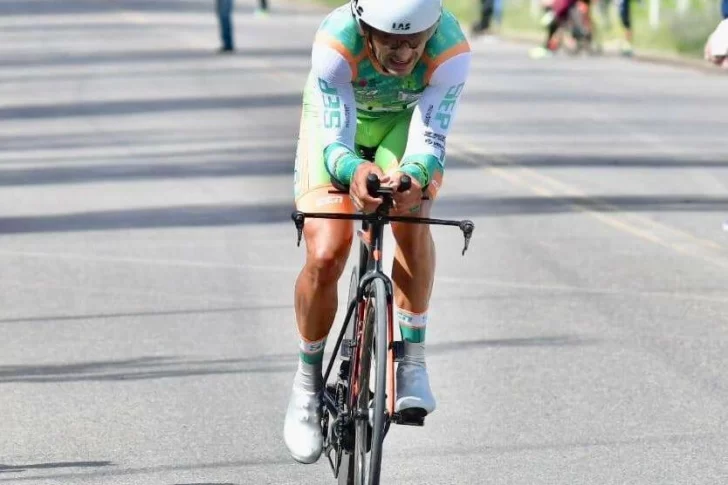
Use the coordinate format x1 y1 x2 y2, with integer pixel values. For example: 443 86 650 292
391 408 426 427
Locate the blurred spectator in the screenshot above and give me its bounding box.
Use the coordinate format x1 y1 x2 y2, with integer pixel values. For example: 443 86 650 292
472 0 503 35
256 0 269 17
216 0 270 53
216 0 235 52
705 18 728 68
596 0 633 55
617 0 633 56
529 0 577 58
494 0 505 28
597 0 612 29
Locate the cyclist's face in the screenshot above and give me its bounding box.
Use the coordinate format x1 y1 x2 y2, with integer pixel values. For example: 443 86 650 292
367 26 435 76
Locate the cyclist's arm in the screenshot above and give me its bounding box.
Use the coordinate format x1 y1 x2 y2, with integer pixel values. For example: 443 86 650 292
310 43 365 186
398 51 471 190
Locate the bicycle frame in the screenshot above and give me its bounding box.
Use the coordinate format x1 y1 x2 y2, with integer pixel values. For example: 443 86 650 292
300 213 396 425
352 217 396 416
291 187 474 481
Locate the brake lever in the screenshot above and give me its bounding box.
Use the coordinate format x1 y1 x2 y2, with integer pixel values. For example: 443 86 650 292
292 211 305 247
459 220 474 256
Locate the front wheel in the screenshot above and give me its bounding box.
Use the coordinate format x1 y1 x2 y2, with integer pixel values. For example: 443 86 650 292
353 278 389 485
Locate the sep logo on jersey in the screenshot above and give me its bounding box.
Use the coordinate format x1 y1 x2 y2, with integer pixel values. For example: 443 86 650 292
392 22 411 31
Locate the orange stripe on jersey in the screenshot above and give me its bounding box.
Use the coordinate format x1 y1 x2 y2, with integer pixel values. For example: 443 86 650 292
424 41 471 84
315 31 359 79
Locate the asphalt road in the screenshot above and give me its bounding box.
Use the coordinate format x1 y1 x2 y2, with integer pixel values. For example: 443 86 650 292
1 1 728 484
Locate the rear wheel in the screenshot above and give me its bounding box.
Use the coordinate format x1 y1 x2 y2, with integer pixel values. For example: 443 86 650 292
337 266 359 485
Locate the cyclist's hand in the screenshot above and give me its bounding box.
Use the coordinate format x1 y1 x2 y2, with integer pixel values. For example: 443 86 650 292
387 171 423 215
350 162 385 213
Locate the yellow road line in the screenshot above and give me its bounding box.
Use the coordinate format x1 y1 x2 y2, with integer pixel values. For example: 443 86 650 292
449 142 728 270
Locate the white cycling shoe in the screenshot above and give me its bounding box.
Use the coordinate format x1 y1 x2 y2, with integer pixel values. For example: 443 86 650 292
283 379 323 464
395 362 436 416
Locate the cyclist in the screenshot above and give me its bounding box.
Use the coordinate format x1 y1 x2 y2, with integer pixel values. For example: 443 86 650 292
284 0 471 464
530 0 581 58
616 0 634 56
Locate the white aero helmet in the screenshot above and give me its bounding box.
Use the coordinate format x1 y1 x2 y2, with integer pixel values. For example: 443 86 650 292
351 0 443 35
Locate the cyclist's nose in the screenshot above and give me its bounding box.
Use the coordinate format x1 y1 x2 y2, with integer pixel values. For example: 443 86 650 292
393 44 415 61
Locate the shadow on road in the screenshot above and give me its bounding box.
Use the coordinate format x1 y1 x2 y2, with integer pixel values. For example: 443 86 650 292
0 304 293 324
0 47 314 69
173 483 238 485
0 156 295 187
0 458 292 482
483 154 728 168
0 0 319 16
0 132 289 152
0 202 294 235
431 194 728 219
429 335 599 355
0 461 112 474
0 356 296 384
0 93 302 120
0 0 224 16
1 193 725 235
464 89 710 106
174 482 237 485
0 334 593 384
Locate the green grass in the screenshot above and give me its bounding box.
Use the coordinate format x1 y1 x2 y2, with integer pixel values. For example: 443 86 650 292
292 0 721 59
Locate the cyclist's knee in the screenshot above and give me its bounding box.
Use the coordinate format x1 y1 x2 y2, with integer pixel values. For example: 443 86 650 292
392 201 432 244
303 220 353 283
392 220 433 257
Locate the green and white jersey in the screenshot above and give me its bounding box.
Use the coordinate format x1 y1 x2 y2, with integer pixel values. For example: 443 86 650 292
307 5 471 189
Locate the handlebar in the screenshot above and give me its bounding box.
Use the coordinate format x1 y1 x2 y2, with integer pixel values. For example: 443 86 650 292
366 173 411 197
292 210 474 256
291 173 475 256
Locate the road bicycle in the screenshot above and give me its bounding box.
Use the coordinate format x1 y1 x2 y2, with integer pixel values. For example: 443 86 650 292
291 174 474 485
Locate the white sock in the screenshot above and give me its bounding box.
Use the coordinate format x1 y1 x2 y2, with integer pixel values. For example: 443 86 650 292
396 309 428 367
295 336 325 393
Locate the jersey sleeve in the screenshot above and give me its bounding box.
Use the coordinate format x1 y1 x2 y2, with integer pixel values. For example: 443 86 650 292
310 42 364 185
398 51 471 192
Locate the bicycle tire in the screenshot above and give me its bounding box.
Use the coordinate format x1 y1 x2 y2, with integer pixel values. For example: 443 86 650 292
351 278 388 485
365 278 388 485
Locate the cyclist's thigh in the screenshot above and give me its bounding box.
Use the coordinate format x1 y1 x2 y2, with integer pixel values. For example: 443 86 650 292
374 109 444 202
294 75 355 250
